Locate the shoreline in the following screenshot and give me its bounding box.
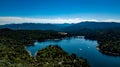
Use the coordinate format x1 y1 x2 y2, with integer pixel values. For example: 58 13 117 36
85 37 120 56
26 36 120 57
97 45 120 56
24 46 32 57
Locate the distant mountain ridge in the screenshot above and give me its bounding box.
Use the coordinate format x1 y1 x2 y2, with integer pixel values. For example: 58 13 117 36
0 22 120 31
0 23 72 31
64 22 120 32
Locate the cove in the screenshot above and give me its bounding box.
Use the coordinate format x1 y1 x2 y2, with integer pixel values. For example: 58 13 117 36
25 37 120 67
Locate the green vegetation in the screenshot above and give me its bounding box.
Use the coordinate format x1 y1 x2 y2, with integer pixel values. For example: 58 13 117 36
0 28 69 46
36 45 90 67
68 28 120 56
0 28 89 67
0 44 34 67
90 29 120 56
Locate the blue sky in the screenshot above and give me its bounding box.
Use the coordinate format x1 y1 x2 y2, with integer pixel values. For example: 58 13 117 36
0 0 120 24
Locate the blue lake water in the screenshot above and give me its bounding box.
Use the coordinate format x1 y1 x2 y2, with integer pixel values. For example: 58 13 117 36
26 37 120 67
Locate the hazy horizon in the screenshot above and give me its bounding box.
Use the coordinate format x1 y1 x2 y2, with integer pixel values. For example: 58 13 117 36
0 0 120 25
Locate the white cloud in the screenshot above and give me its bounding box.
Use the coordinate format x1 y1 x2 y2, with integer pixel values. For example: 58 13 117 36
102 19 120 22
0 16 120 25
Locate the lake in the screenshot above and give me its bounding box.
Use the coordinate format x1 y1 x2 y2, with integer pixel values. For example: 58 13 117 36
26 37 120 67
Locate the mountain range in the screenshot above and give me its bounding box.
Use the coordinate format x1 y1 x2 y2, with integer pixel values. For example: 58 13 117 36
0 22 120 31
0 23 72 31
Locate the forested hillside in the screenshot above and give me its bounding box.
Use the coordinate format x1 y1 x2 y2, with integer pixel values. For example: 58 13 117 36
0 28 89 67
